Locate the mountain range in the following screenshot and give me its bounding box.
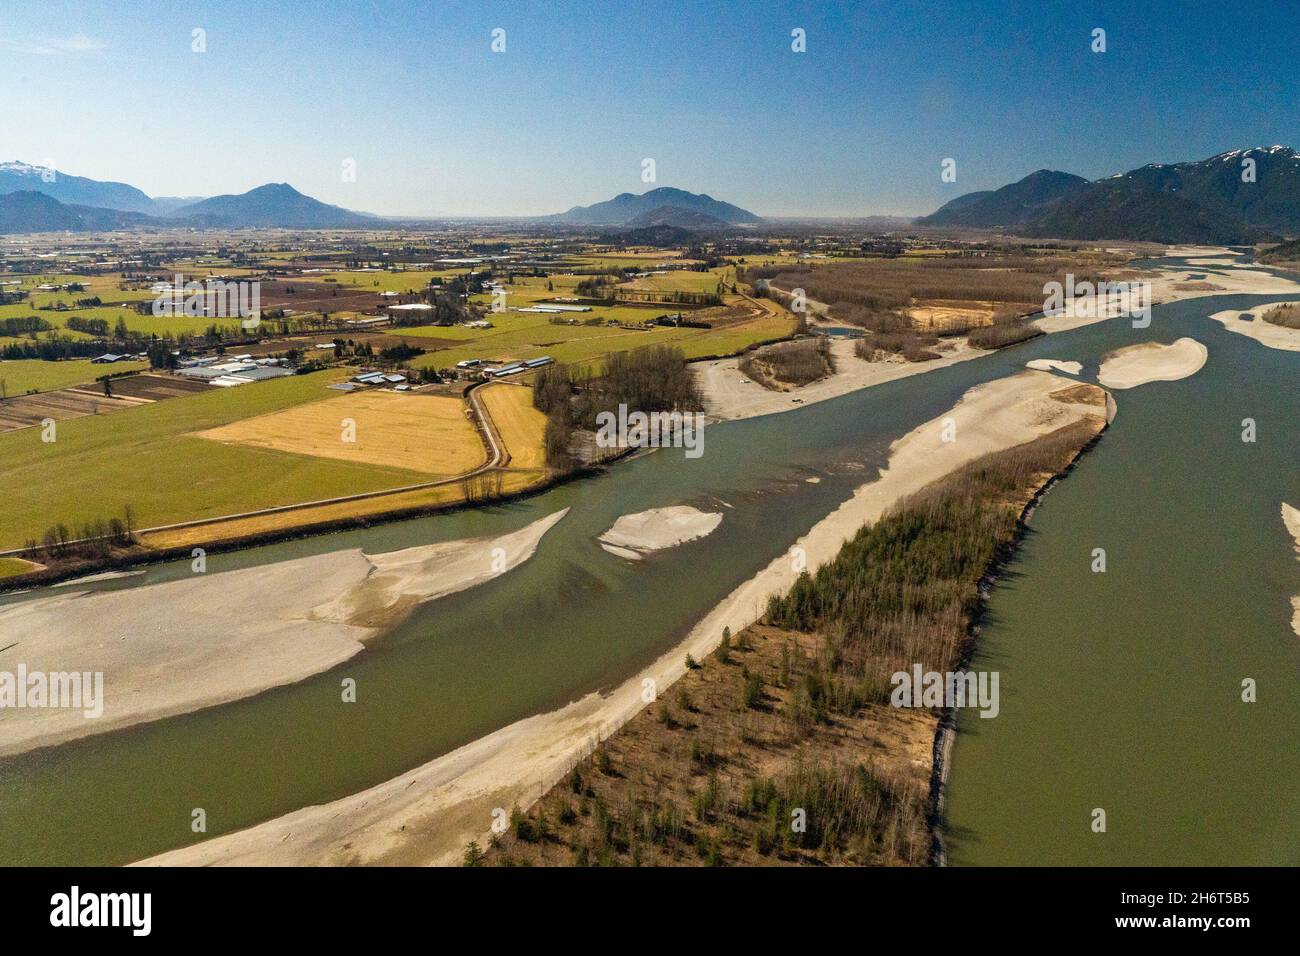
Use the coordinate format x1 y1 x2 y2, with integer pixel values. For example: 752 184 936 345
0 161 165 216
6 150 1300 242
171 184 377 229
0 164 760 234
920 146 1300 243
0 162 378 232
549 187 761 226
0 191 158 234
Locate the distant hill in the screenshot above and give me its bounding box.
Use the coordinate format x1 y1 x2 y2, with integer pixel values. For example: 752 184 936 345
0 191 159 234
919 170 1088 228
1024 181 1266 244
0 161 162 215
172 183 378 229
1100 146 1300 233
919 147 1300 243
551 187 761 225
625 205 731 230
0 182 378 234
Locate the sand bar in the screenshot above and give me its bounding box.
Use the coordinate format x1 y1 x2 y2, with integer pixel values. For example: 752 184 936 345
701 250 1300 423
696 337 984 422
1026 359 1083 375
1098 338 1207 389
1208 303 1300 352
138 370 1107 867
598 506 722 559
0 510 567 757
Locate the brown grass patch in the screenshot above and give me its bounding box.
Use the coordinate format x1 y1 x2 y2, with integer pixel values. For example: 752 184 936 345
1050 383 1106 406
138 468 548 550
479 383 548 470
196 390 485 476
0 388 138 432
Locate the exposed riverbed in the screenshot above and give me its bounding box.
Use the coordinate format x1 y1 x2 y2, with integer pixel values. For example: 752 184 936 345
2 264 1297 866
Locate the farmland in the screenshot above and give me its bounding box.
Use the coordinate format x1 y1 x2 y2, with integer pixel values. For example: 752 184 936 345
389 269 795 375
478 382 547 471
0 357 146 395
0 370 439 550
0 556 40 579
197 390 485 477
4 230 1006 562
0 383 144 433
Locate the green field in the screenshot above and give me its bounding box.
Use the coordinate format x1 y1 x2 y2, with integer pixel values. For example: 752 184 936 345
0 370 433 551
386 271 794 372
0 358 148 395
0 557 38 578
0 271 252 337
402 307 794 374
0 300 244 339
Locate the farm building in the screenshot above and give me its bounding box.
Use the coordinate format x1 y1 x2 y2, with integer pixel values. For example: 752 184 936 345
226 367 294 383
386 303 434 316
516 305 592 314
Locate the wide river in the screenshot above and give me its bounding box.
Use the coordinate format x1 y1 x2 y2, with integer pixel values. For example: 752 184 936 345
2 262 1296 866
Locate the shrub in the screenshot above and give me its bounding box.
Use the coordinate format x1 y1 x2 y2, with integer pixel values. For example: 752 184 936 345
1263 303 1300 328
966 320 1041 349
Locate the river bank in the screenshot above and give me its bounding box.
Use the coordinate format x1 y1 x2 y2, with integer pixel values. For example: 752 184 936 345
475 392 1110 864
138 369 1108 866
0 510 567 758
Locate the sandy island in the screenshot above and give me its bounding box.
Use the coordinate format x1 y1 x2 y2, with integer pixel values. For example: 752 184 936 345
1027 358 1083 375
696 336 985 422
137 370 1107 867
1035 247 1300 335
598 506 723 560
1097 338 1208 389
1208 303 1300 352
701 248 1300 424
0 509 567 758
1284 504 1300 639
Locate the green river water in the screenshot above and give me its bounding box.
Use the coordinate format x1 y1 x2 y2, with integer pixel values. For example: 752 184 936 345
1 263 1296 866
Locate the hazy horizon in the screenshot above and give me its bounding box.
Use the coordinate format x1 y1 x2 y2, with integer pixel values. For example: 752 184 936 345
6 0 1300 218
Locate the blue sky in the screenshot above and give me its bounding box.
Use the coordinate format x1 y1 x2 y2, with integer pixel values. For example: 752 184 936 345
4 0 1299 217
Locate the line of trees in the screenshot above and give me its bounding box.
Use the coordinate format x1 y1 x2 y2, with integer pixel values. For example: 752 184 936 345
23 505 138 562
766 418 1100 680
1 335 110 361
0 316 53 335
532 345 704 471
